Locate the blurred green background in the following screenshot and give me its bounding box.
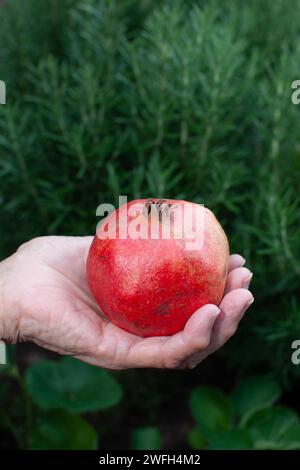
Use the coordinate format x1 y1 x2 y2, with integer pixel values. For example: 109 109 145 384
1 0 300 450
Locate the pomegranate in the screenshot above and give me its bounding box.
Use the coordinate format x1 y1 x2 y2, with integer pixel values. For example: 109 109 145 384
87 198 229 337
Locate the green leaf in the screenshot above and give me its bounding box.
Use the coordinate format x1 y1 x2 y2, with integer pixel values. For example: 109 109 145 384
30 410 97 450
246 406 300 450
281 425 300 450
25 357 122 413
131 426 163 450
231 376 281 425
189 387 233 438
187 428 207 449
209 429 253 450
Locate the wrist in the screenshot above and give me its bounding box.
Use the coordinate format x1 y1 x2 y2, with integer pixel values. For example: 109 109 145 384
0 255 20 342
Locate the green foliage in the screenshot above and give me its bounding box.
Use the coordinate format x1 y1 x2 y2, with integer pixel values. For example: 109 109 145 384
0 356 122 449
231 376 281 425
187 427 206 450
25 357 122 413
188 376 300 450
1 0 300 450
30 410 98 450
189 386 233 438
131 426 163 450
246 407 300 450
210 429 253 450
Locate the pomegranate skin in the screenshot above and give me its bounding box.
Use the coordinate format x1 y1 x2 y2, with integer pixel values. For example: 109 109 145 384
86 199 229 337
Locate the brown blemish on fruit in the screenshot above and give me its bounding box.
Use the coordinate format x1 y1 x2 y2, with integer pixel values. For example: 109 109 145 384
157 299 186 316
156 301 171 316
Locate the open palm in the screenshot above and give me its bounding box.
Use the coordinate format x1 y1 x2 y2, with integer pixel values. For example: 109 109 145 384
2 236 253 369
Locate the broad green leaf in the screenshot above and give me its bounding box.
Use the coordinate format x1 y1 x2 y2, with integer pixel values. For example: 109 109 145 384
25 357 122 413
187 428 207 449
209 429 253 450
30 410 97 450
280 425 300 450
131 426 163 450
189 387 233 437
246 406 300 450
231 376 281 425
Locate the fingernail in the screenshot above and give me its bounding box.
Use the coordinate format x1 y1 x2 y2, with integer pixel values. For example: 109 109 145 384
211 306 221 316
243 272 253 289
241 257 246 266
246 296 254 307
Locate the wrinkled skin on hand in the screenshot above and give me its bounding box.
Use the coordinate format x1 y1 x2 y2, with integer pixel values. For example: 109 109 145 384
0 236 253 369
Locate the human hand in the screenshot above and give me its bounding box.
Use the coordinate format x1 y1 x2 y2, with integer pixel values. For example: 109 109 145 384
0 236 253 369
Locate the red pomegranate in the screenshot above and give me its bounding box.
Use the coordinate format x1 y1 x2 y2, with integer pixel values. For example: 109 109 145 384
87 198 229 337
